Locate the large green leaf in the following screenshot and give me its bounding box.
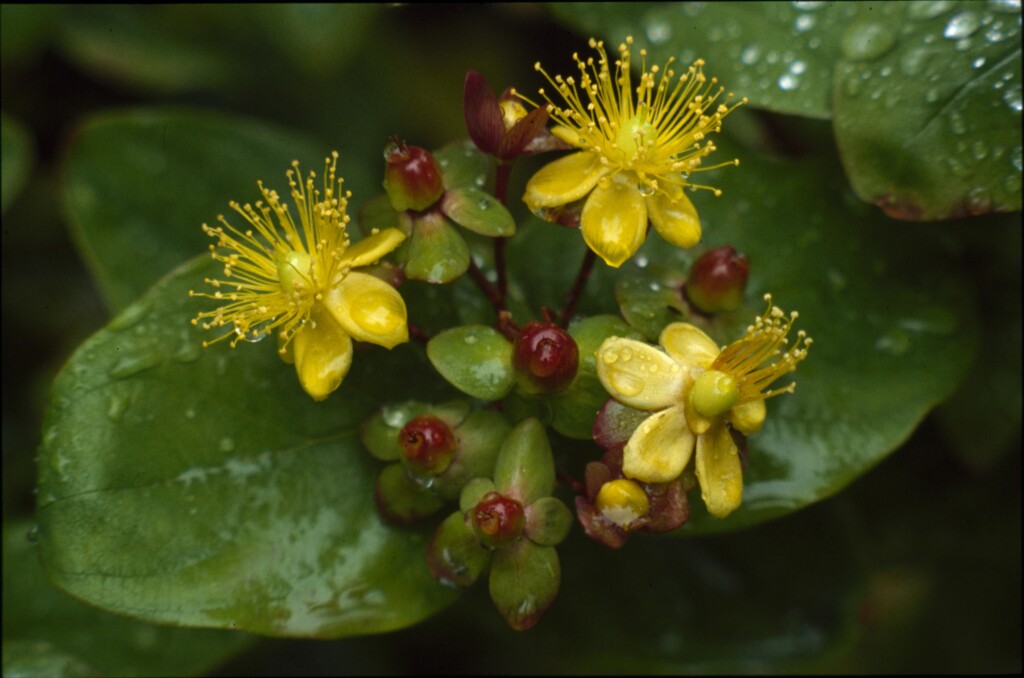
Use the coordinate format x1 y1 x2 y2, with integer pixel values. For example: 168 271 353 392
832 1 1022 219
35 255 459 636
549 2 1023 219
510 120 978 534
2 520 252 676
63 108 324 311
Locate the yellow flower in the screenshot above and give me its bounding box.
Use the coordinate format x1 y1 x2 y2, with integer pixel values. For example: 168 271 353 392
595 295 811 518
190 152 409 401
522 36 745 268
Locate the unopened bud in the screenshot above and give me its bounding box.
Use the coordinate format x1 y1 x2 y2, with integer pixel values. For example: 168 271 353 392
685 245 749 313
595 478 650 529
512 322 580 395
383 141 445 212
399 415 457 476
472 492 525 546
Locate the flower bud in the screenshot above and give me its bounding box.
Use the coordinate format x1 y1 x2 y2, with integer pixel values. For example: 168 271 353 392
512 322 579 395
685 245 749 313
383 141 444 212
399 415 457 476
472 491 525 546
595 478 650 529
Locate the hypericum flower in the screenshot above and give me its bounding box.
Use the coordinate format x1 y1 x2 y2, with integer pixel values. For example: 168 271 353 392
595 295 811 518
190 152 409 401
521 36 746 268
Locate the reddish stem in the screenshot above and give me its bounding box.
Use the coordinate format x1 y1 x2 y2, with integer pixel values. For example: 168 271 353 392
559 249 597 327
408 323 431 346
466 259 504 313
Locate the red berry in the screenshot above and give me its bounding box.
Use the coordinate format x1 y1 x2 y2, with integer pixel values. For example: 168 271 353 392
472 492 525 545
384 142 445 212
685 245 750 314
399 415 457 476
512 322 579 394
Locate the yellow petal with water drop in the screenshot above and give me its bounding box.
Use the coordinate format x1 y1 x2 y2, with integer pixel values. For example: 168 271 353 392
647 184 701 249
581 174 648 268
695 421 743 518
660 322 720 370
622 405 694 484
293 306 353 401
339 228 406 269
322 272 408 349
595 336 685 411
729 398 766 435
523 151 608 209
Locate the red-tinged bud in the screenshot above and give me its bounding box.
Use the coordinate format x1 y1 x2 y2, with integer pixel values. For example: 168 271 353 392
399 415 457 476
512 322 579 395
685 245 750 314
472 492 525 546
383 140 444 212
464 71 505 155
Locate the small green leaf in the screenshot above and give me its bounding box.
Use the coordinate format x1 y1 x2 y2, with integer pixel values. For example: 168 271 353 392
404 212 471 283
427 326 515 400
548 315 641 440
488 539 560 631
426 512 490 588
433 409 511 501
524 497 573 547
441 186 515 237
459 477 497 513
1 112 34 215
493 418 555 506
375 463 445 524
434 140 491 191
614 263 690 341
36 256 458 637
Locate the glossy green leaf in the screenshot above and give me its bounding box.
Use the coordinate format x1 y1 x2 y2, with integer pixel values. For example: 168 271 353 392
488 539 560 631
403 212 471 283
1 112 34 215
2 521 251 676
435 140 492 191
524 497 573 547
442 186 516 237
549 2 850 119
427 325 515 400
614 262 690 341
493 418 555 506
375 463 445 524
426 511 490 588
35 256 459 637
63 108 323 311
832 2 1022 219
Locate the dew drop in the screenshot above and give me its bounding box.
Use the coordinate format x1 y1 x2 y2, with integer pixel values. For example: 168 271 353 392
874 330 911 356
646 20 672 44
791 1 825 9
925 87 941 103
476 198 490 210
185 407 196 419
610 372 644 397
463 334 478 345
1003 84 1023 112
219 437 236 452
907 0 954 19
795 14 815 31
235 324 269 343
971 140 989 160
972 56 987 69
778 73 800 91
110 352 163 379
173 340 202 363
841 23 897 61
602 351 619 365
944 11 980 38
108 302 151 331
790 60 807 75
26 525 40 544
948 111 967 135
1011 146 1023 171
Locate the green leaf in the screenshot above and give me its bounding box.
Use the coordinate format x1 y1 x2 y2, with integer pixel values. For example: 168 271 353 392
2 520 252 676
524 497 573 547
549 2 851 119
833 2 1022 219
435 140 491 191
375 463 445 524
427 325 515 400
36 256 459 637
493 418 555 506
1 112 34 215
63 107 323 311
426 512 490 588
403 212 471 283
488 539 560 631
442 186 516 237
614 263 690 341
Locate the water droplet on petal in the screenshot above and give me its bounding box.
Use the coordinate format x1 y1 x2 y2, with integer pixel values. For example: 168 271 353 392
610 371 644 397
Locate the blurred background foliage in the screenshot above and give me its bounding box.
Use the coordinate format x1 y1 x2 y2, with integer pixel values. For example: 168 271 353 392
2 3 1019 675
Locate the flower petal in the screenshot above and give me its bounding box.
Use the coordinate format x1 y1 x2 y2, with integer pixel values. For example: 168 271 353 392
647 185 701 249
338 227 406 269
596 337 686 411
322 272 408 349
292 306 353 401
659 322 720 369
622 405 694 484
581 175 648 268
523 151 607 209
729 399 766 435
695 421 743 518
